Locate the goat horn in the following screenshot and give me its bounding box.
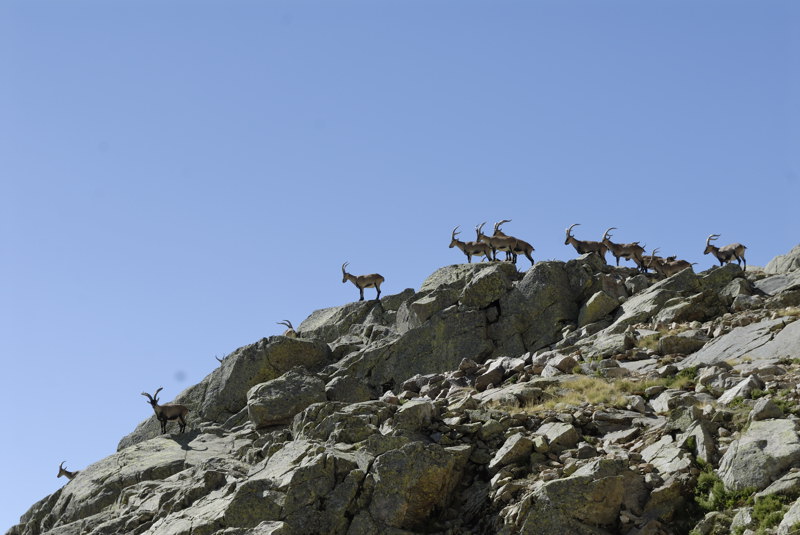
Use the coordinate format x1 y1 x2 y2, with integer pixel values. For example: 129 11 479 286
451 226 460 238
341 262 349 273
602 227 616 240
495 219 512 231
566 223 580 235
60 461 66 470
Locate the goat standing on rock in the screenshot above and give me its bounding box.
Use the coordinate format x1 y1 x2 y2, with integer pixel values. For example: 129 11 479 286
449 226 493 263
57 461 78 481
601 227 645 271
565 224 607 262
704 234 747 270
647 248 695 278
141 388 189 434
341 262 384 301
493 220 535 266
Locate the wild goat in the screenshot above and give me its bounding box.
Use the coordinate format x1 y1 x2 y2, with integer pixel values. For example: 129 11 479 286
141 388 189 434
565 224 607 262
277 320 297 338
449 226 493 263
704 234 747 270
476 222 514 262
493 220 535 266
601 227 645 270
57 461 78 480
341 262 384 301
647 249 695 278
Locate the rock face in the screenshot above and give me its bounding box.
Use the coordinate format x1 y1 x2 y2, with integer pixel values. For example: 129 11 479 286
12 244 800 535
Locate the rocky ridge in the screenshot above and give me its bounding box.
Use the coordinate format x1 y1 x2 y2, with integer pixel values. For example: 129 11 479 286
8 246 800 535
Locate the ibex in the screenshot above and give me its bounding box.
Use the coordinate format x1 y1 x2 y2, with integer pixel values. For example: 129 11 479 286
565 224 607 262
341 262 384 301
449 226 493 263
647 249 695 278
477 222 517 262
704 234 747 270
57 461 78 480
602 227 645 270
141 388 189 434
494 220 535 266
277 320 297 338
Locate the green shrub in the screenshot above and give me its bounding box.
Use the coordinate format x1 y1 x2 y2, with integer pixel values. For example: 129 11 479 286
695 467 754 512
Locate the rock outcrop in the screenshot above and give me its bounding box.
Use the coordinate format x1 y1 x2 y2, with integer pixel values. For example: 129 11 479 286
10 245 800 535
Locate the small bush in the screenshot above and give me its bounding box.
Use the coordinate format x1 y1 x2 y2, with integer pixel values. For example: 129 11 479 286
752 495 789 532
694 466 754 512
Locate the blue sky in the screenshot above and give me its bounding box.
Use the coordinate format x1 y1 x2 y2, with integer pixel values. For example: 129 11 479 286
1 1 798 530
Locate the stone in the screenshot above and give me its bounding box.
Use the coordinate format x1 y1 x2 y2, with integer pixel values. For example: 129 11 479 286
488 433 535 474
749 398 784 421
459 262 517 308
755 272 800 296
298 301 381 343
766 244 800 274
577 291 619 327
390 399 436 433
247 368 327 428
678 317 789 369
718 419 800 491
475 360 505 392
325 375 373 403
778 497 800 535
641 435 692 474
514 261 580 351
536 422 580 451
717 375 765 405
398 288 460 331
367 442 468 530
657 331 708 355
517 459 641 533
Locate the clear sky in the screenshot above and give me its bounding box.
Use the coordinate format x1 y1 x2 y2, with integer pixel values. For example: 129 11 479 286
1 1 798 530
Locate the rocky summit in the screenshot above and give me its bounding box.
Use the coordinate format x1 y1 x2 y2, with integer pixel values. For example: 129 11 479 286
9 246 800 535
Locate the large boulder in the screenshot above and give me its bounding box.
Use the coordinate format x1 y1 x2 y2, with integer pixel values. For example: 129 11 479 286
754 271 800 296
680 317 798 370
718 419 800 491
365 442 470 530
247 368 327 428
578 291 620 328
766 244 800 274
298 301 381 343
514 261 580 350
459 262 517 308
516 459 643 534
345 307 494 390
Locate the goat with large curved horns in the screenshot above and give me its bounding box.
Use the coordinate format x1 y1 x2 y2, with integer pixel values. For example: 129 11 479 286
493 220 535 266
57 461 79 481
647 248 695 278
704 234 747 270
565 224 607 262
277 320 298 338
141 387 189 434
449 226 493 263
602 227 645 270
476 222 516 262
341 262 385 301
